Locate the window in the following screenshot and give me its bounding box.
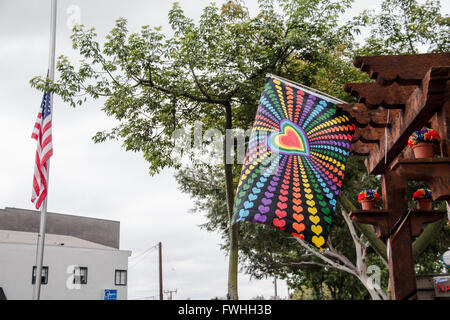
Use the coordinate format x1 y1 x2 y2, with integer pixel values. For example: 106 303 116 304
32 266 48 285
73 266 88 285
115 270 127 286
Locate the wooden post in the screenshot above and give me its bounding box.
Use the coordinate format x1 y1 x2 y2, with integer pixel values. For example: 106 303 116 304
431 98 450 157
382 170 417 299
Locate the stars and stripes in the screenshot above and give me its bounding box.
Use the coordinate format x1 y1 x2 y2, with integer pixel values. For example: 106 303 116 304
31 90 53 209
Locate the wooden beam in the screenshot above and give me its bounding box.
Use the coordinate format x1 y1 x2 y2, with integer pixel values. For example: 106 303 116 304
364 67 450 175
351 140 374 156
354 53 450 86
338 103 401 127
409 209 446 237
391 158 450 201
349 210 389 238
430 83 450 157
382 170 417 300
353 126 386 143
344 82 416 109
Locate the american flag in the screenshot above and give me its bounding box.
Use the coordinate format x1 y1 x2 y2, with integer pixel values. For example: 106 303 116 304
31 90 53 209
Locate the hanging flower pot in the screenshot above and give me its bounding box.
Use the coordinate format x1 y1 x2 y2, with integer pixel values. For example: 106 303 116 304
408 128 440 159
413 188 433 210
358 189 381 210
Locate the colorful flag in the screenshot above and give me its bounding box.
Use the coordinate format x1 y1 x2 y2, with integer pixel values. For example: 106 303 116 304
31 89 53 209
232 75 355 250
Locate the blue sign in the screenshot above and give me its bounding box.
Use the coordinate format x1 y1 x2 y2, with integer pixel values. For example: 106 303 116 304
104 289 117 300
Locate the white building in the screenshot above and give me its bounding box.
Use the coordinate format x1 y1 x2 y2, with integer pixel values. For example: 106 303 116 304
0 207 131 300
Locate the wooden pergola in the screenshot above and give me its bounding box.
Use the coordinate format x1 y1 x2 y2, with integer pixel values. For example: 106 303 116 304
337 53 450 300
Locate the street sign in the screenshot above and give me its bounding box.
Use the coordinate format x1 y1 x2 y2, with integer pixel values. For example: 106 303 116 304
433 276 450 298
104 289 117 300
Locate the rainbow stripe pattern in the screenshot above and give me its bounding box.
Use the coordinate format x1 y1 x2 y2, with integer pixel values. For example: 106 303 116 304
232 75 355 250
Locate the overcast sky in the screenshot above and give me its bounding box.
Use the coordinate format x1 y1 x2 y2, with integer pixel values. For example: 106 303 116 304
1 0 448 300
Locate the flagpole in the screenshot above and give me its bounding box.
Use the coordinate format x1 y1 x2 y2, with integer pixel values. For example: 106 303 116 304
267 73 347 104
32 0 57 300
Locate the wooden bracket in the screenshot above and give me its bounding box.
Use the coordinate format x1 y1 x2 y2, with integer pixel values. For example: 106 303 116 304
391 158 450 200
349 208 445 239
409 209 446 237
349 210 390 238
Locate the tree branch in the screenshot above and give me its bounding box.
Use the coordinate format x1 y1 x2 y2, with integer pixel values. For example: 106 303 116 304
293 237 358 277
339 193 388 262
141 62 229 105
188 63 212 100
281 261 329 269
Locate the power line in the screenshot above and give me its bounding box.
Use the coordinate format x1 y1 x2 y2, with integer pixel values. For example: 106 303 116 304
127 242 164 300
129 244 158 261
128 245 158 269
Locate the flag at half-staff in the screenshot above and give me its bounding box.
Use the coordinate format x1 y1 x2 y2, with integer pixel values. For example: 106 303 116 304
31 0 57 301
232 74 355 250
31 88 53 210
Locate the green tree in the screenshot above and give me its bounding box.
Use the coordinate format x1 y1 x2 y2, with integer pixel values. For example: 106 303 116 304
353 0 449 55
32 0 359 299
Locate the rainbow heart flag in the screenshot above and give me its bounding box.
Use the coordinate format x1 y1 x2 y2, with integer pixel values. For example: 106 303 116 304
232 74 355 250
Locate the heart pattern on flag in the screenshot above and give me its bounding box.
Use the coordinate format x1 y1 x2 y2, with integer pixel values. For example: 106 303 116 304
267 120 310 156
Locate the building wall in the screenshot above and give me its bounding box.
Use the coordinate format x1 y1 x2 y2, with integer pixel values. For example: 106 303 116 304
0 208 120 249
0 242 131 300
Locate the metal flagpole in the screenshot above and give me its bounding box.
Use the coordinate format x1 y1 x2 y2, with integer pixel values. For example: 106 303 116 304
32 0 57 300
267 73 347 105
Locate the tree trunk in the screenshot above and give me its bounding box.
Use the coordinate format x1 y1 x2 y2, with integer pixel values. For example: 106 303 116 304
227 222 239 299
224 101 239 300
358 275 383 300
339 193 387 262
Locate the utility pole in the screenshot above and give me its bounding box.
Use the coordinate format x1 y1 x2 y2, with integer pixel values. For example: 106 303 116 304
158 242 163 300
164 289 177 300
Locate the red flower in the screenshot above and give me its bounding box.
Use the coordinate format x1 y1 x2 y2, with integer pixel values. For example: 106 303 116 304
413 190 423 199
374 192 380 201
358 193 366 202
413 188 432 200
424 130 439 141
